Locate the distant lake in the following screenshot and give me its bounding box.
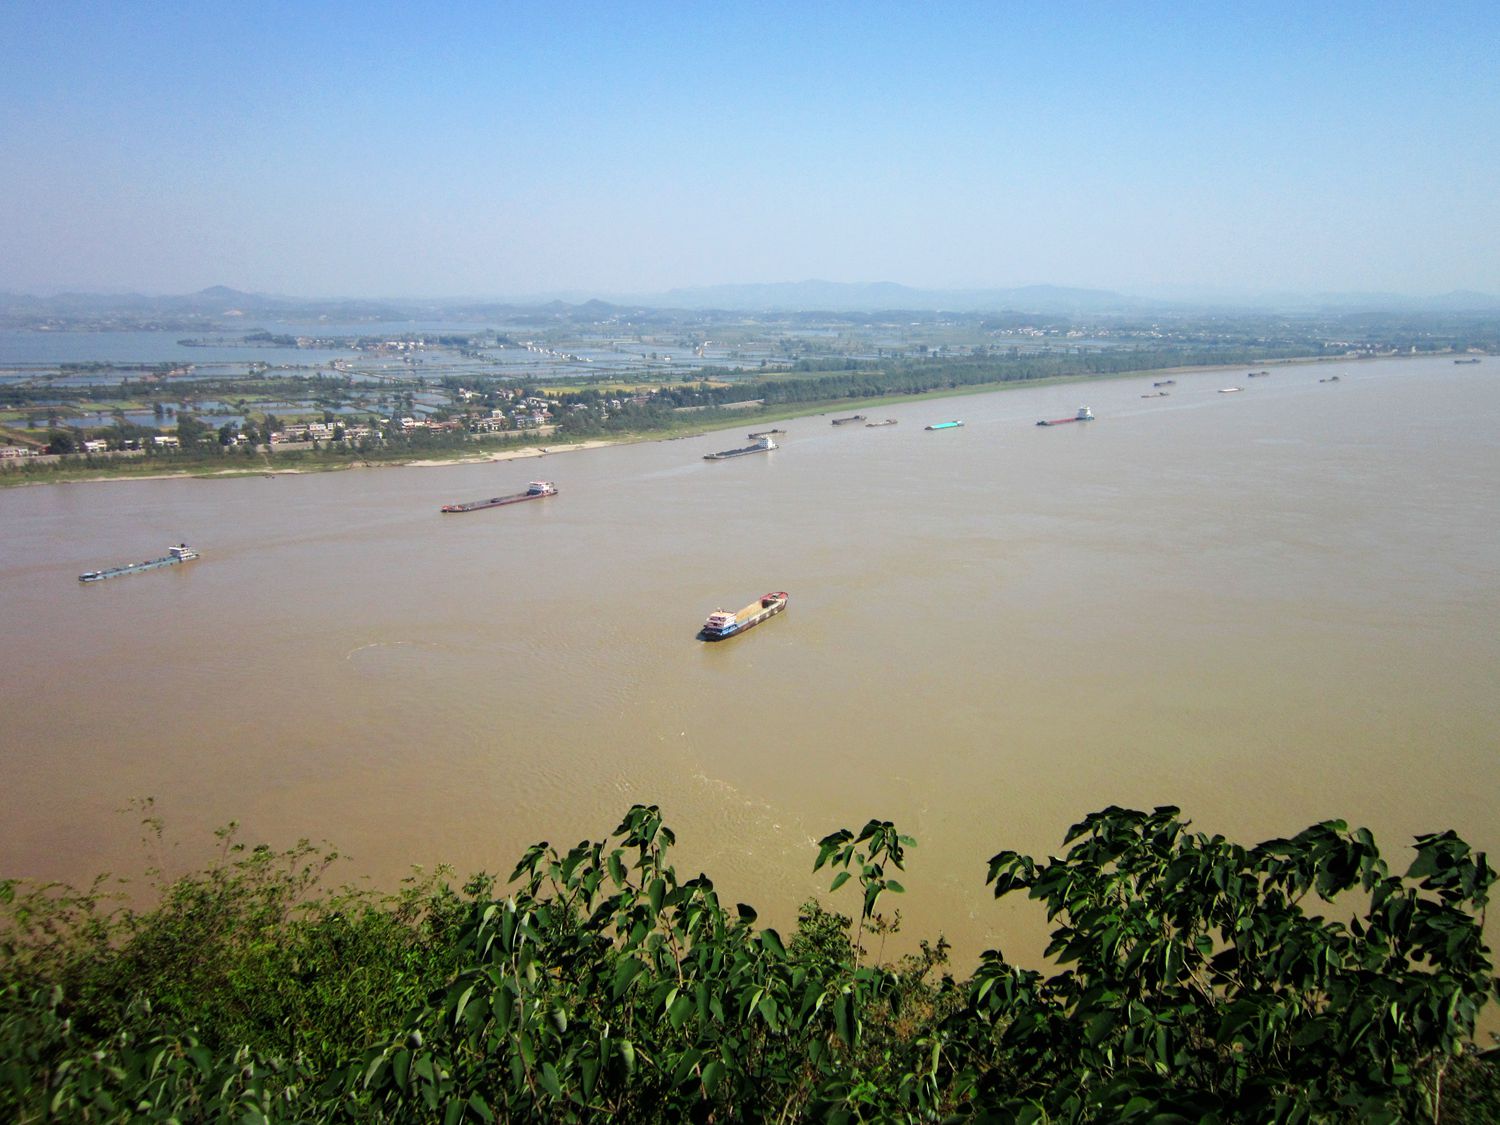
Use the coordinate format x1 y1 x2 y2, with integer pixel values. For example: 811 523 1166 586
0 330 360 367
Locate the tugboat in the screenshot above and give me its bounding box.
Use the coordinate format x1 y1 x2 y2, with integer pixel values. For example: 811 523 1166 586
700 591 788 640
441 481 557 513
704 436 776 460
1036 407 1095 426
80 543 199 583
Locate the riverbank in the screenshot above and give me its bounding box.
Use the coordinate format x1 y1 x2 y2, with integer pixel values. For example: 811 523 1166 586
0 356 1336 488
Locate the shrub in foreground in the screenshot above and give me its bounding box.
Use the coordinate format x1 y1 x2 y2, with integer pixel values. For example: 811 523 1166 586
2 805 1497 1121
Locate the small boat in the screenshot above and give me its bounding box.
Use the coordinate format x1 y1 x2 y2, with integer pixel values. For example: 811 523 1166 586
1037 407 1095 427
924 420 963 431
441 481 556 513
1247 370 1268 378
700 591 788 641
1454 357 1482 365
1140 391 1170 398
1218 387 1244 394
865 419 898 427
1319 376 1341 383
704 436 776 460
1153 379 1176 387
80 543 199 583
831 415 866 426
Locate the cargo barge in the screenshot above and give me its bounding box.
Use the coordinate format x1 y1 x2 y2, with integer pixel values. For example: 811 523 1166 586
705 436 776 460
80 543 199 583
831 414 866 426
748 428 786 437
866 419 898 427
441 480 556 513
925 420 963 430
700 591 788 641
1036 407 1095 426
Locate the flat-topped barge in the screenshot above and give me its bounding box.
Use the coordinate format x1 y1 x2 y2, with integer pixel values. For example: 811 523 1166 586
1037 407 1095 426
700 591 788 641
80 543 199 583
441 481 556 513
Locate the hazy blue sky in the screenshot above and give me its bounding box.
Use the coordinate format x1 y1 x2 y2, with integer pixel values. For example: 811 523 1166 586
2 1 1496 299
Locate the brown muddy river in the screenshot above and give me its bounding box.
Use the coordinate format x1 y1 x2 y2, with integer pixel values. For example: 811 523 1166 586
3 356 1497 970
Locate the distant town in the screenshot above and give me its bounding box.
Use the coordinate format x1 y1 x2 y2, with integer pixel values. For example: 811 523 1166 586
2 288 1495 476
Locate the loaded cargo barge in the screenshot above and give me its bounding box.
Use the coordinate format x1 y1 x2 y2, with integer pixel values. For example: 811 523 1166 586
1036 407 1094 427
441 480 556 513
700 591 789 641
705 436 776 460
80 543 198 583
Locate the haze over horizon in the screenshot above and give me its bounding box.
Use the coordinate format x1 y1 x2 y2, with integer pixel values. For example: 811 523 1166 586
2 2 1497 300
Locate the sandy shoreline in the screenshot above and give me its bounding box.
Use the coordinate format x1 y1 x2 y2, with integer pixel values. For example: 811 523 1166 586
401 438 619 469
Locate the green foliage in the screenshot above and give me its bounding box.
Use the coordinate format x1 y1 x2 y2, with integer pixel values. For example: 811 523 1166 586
1 804 1496 1121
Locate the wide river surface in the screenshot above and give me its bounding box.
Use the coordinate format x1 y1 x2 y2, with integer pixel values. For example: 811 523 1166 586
3 355 1498 968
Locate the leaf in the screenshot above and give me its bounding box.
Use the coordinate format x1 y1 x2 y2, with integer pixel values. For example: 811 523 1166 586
760 928 786 958
833 991 853 1046
701 1057 725 1098
757 996 780 1032
829 871 851 893
538 1062 562 1099
668 994 695 1030
492 984 515 1030
580 1055 600 1099
612 957 645 1000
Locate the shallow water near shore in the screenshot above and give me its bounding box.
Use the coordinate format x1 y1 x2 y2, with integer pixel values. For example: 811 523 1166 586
2 355 1498 976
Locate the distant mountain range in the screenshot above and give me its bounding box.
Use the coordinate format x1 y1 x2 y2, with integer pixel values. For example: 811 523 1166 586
2 282 1498 323
649 281 1153 314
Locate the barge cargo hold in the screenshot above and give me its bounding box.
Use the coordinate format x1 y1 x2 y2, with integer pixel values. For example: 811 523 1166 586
924 420 963 430
705 436 776 460
1036 407 1094 426
80 543 199 583
700 591 788 640
441 480 556 513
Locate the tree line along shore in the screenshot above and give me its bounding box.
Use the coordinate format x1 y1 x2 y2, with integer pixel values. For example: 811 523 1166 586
0 345 1389 487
